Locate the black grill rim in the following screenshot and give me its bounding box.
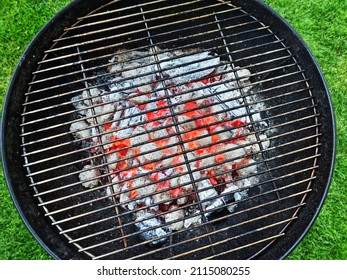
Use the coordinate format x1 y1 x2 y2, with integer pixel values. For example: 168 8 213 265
0 0 336 260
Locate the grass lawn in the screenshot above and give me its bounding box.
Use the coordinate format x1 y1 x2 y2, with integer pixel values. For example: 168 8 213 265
0 0 346 260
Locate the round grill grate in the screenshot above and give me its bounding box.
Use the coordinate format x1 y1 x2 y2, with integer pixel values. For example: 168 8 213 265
2 0 335 260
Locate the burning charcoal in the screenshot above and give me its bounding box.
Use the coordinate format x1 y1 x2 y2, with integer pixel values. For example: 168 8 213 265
78 164 100 188
164 167 175 176
171 91 193 105
224 183 248 213
124 73 154 93
184 211 202 228
237 159 257 178
71 94 87 115
137 143 162 165
119 183 131 209
195 129 212 148
101 131 113 150
85 103 114 125
178 115 196 131
190 89 208 107
132 177 156 197
214 126 232 142
204 188 234 217
82 87 102 105
107 56 122 74
170 172 193 192
197 179 218 209
128 92 150 105
105 152 118 171
177 193 188 205
160 51 220 84
108 78 134 95
198 154 216 171
152 190 171 205
223 144 246 167
124 105 146 127
109 50 157 93
97 103 115 124
237 139 255 155
236 68 252 88
234 190 248 202
157 155 174 169
223 66 238 88
135 210 170 246
108 49 153 73
210 104 228 122
111 176 121 195
149 127 168 140
102 89 123 103
130 126 149 147
165 205 185 231
242 134 269 155
259 134 270 150
70 47 269 240
70 120 91 140
114 127 133 139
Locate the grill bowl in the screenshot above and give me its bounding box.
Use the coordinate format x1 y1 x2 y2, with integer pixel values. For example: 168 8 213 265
1 0 335 260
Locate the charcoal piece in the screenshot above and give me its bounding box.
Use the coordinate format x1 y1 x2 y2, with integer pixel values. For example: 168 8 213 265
135 211 170 246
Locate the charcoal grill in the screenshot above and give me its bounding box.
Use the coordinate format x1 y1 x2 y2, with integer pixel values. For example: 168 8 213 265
1 0 335 260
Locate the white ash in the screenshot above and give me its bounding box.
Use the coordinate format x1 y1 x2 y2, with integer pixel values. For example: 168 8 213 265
78 164 100 188
70 47 269 245
70 120 91 140
197 179 218 209
85 103 114 125
134 210 170 246
223 144 247 166
132 177 156 197
130 126 149 147
184 211 202 228
237 159 257 178
164 205 185 231
137 143 163 165
160 50 220 84
105 152 118 171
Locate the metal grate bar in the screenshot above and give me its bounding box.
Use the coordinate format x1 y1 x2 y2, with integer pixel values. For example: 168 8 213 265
35 141 320 210
33 23 273 76
35 126 320 205
35 123 320 201
26 111 319 189
74 0 198 21
45 2 228 54
26 102 319 185
204 234 285 260
83 188 306 254
21 79 310 163
28 30 276 98
24 95 311 175
21 67 303 132
20 73 302 152
91 199 303 259
22 96 315 171
25 101 317 178
57 0 209 41
30 32 273 88
64 176 314 244
49 162 317 227
76 46 128 248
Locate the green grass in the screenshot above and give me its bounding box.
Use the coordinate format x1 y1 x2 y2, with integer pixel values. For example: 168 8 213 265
262 0 347 260
0 0 346 260
0 0 72 260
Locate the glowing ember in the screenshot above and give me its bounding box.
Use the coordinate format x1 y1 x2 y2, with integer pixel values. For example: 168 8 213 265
70 48 269 245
